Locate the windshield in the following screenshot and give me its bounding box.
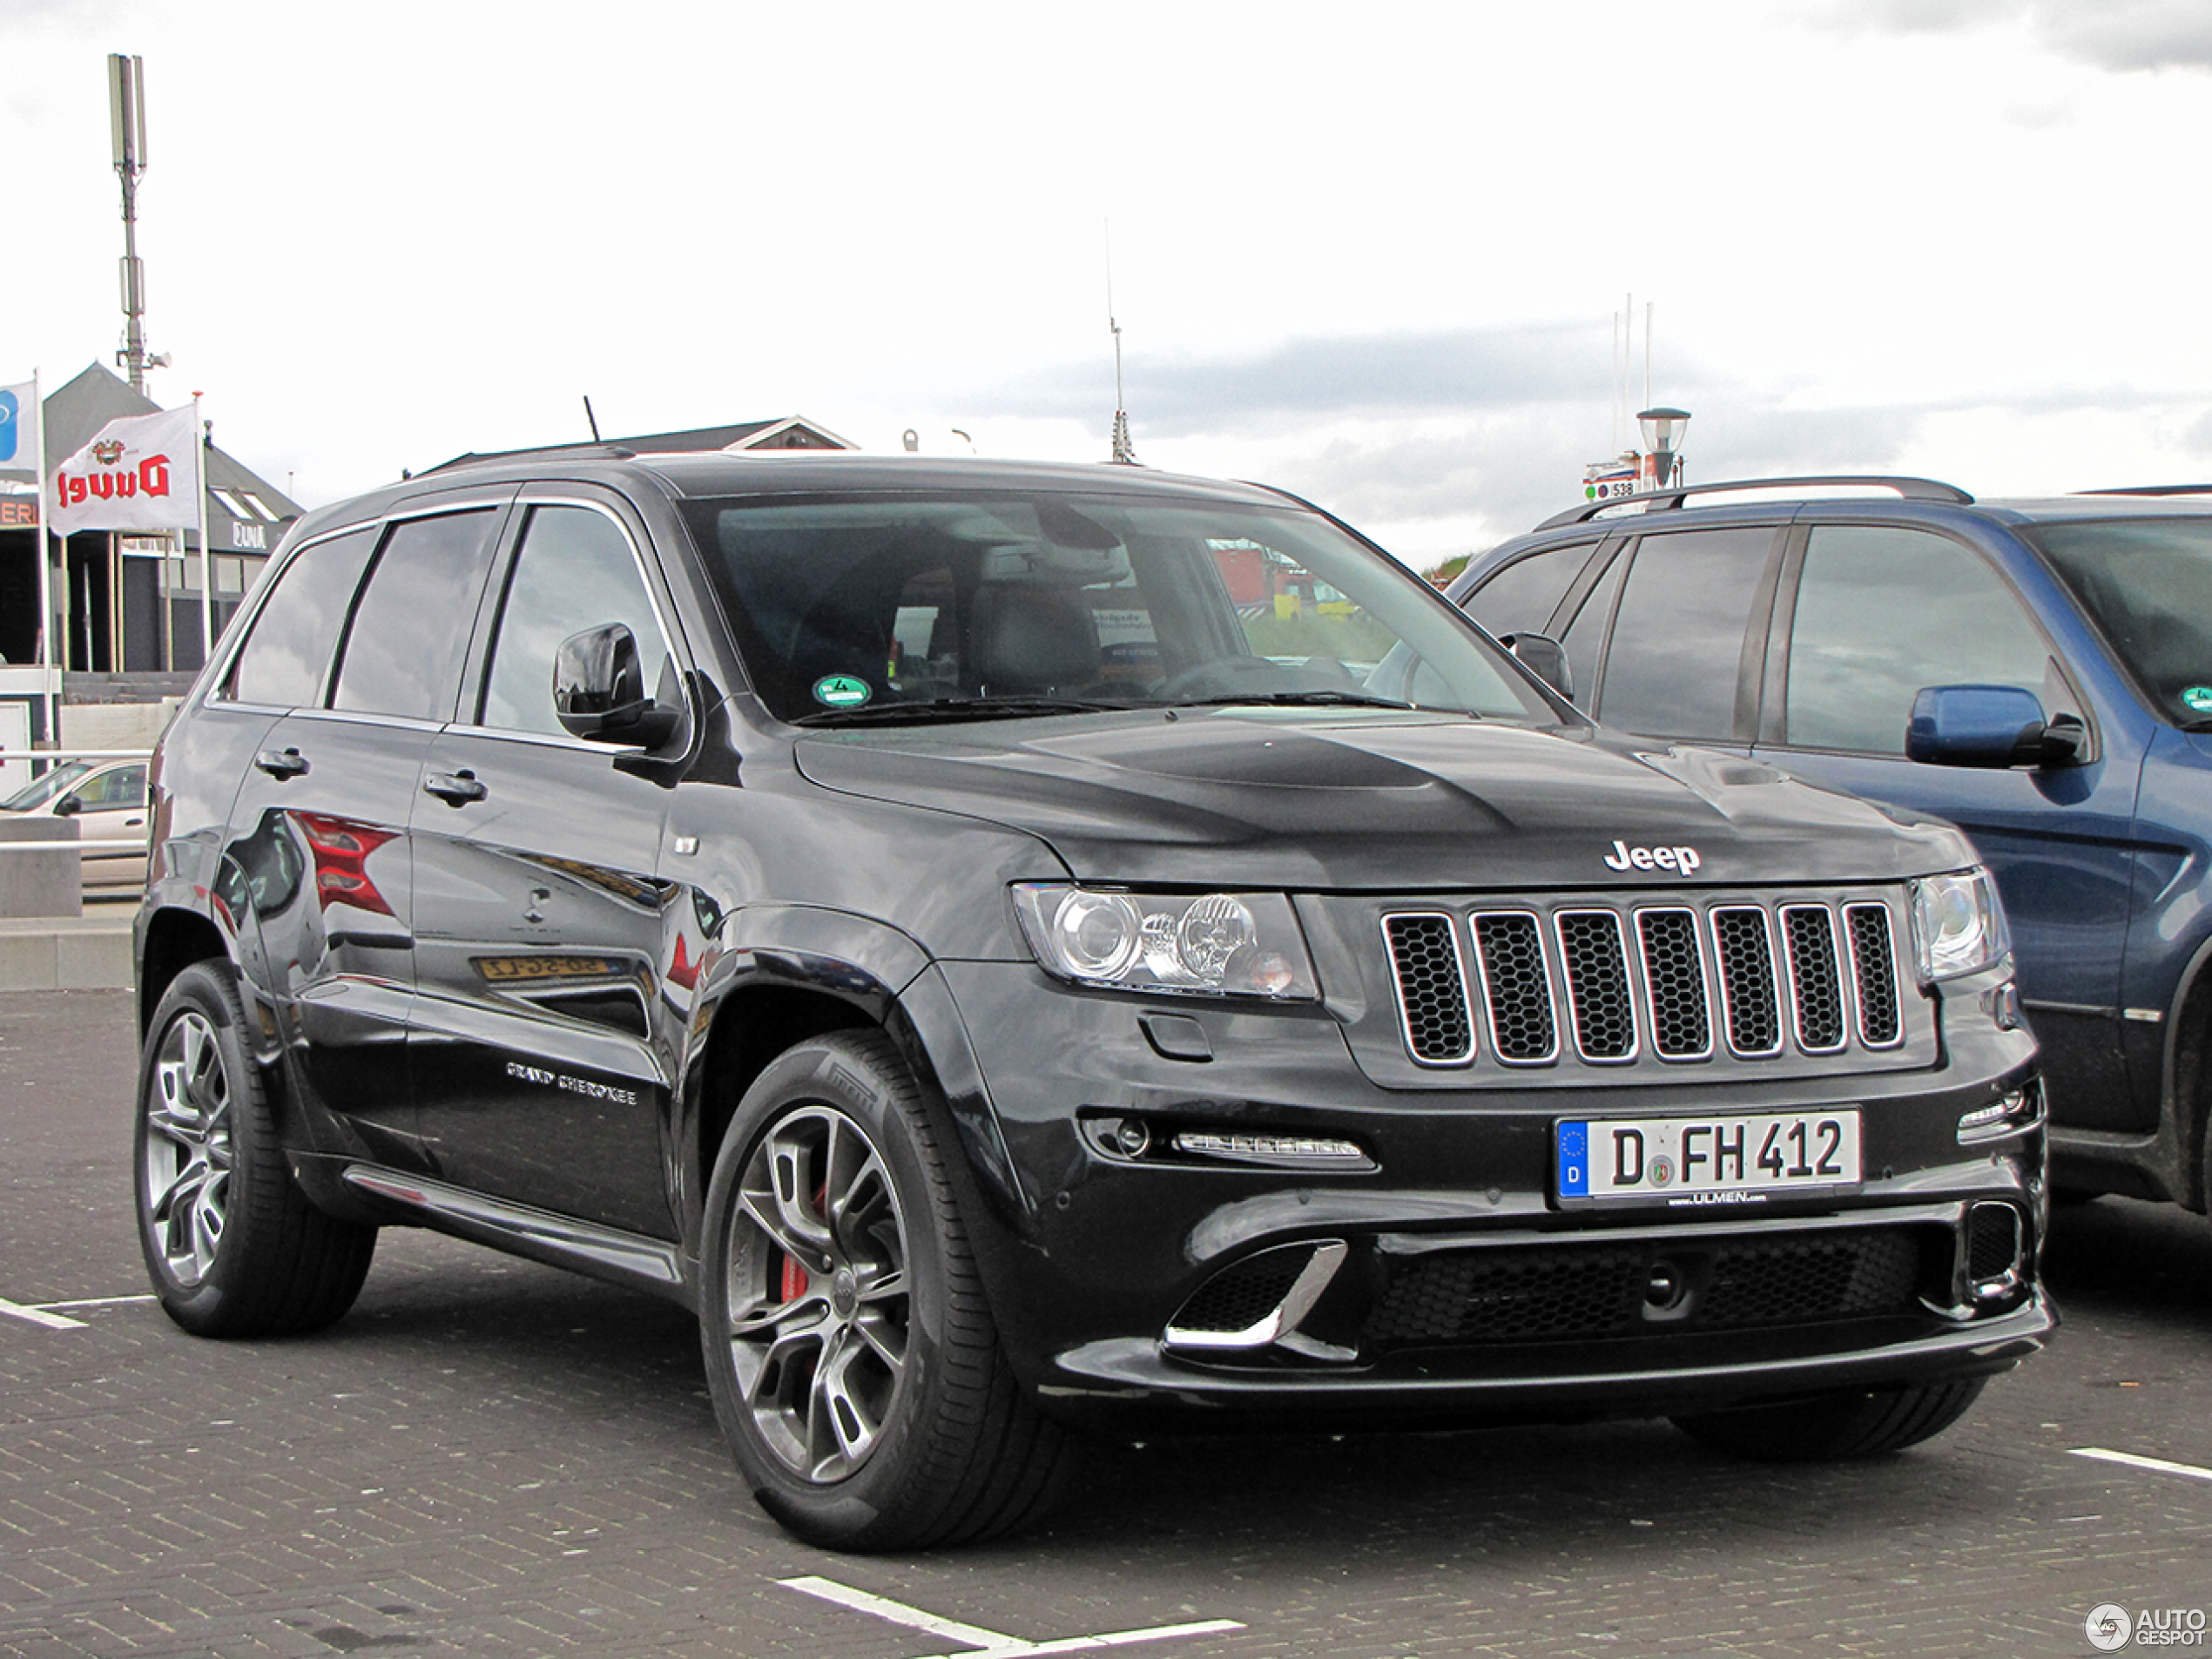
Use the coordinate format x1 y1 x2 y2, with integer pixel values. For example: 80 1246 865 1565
0 759 95 812
679 490 1553 726
2027 518 2212 725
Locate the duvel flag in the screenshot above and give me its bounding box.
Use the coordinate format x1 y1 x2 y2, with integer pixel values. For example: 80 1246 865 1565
49 405 201 536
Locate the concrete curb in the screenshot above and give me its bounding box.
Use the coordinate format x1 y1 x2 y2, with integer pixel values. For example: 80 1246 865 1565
0 913 135 991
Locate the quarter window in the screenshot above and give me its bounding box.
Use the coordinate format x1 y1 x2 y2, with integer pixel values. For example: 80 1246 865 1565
481 505 671 737
1785 526 2054 754
1595 528 1777 739
226 525 380 708
330 510 501 723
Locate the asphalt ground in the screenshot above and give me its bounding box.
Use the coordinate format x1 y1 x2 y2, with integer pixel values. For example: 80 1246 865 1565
3 988 2209 1659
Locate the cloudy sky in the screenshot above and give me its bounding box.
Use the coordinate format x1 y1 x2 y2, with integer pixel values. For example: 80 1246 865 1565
9 0 2211 570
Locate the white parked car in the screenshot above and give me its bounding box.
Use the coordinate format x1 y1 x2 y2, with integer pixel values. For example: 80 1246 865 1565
0 759 151 893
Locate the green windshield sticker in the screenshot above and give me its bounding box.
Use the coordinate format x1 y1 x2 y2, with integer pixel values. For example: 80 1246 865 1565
2186 686 2212 712
813 674 873 709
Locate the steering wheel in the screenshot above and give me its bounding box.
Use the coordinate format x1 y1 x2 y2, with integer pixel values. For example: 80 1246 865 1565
1156 656 1290 699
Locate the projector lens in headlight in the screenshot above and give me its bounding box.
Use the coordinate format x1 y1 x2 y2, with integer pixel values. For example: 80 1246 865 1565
1015 884 1318 1000
1912 867 2011 982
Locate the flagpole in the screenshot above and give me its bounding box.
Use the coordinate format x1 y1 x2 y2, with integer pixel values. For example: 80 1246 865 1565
194 394 212 664
30 369 57 750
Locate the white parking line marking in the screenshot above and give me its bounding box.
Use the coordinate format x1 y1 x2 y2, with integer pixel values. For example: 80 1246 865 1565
778 1576 1244 1658
780 1578 1012 1649
37 1294 156 1311
0 1298 86 1331
2071 1447 2212 1483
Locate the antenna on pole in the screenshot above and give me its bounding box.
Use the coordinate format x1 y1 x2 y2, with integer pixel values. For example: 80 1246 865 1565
1106 219 1138 466
109 53 163 396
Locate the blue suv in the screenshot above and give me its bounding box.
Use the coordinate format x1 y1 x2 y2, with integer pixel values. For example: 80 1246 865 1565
1449 476 2212 1211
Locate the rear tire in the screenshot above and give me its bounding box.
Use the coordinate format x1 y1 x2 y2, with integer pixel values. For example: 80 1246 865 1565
1672 1378 1987 1461
698 1029 1076 1550
133 961 376 1336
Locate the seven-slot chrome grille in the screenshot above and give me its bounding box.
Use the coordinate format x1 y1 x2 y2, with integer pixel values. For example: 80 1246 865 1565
1381 894 1906 1069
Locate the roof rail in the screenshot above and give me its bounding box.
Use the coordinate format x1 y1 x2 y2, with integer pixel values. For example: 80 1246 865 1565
1534 475 1975 531
2077 484 2212 497
422 442 639 475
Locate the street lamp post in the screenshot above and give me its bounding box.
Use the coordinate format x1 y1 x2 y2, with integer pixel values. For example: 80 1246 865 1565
1637 407 1690 491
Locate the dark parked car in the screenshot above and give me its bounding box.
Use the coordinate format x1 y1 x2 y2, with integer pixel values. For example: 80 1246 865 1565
1450 475 2212 1212
134 451 2048 1551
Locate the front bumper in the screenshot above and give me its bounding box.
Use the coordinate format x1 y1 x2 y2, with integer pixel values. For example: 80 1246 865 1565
934 959 2052 1426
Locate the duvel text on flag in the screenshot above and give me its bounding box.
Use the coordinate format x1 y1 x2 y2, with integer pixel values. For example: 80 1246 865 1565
49 405 201 536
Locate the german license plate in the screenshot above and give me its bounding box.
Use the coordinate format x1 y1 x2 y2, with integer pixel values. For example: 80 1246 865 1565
1554 1110 1862 1207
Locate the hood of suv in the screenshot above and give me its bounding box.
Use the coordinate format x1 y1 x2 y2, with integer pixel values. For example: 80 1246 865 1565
792 708 1970 889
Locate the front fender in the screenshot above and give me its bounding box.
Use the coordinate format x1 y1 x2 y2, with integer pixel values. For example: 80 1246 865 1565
670 903 1031 1258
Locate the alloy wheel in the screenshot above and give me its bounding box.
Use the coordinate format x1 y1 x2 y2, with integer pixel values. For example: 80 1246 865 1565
722 1104 911 1483
140 1010 235 1285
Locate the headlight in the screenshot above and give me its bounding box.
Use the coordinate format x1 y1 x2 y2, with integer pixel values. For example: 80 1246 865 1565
1012 884 1319 1000
1911 867 2011 982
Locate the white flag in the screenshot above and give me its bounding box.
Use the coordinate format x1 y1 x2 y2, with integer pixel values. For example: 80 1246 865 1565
49 404 201 535
0 381 35 474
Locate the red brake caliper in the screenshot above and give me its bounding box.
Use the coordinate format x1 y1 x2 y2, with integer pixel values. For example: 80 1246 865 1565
777 1181 829 1302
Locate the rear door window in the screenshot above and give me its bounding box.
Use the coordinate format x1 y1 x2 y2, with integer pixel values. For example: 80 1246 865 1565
330 510 502 723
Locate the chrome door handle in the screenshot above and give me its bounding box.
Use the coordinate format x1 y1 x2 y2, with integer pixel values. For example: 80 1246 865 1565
422 770 489 806
254 747 309 779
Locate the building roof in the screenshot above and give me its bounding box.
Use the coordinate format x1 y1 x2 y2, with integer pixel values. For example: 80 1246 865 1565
429 413 857 474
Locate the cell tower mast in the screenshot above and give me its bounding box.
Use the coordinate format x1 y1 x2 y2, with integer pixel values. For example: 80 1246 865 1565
109 53 165 395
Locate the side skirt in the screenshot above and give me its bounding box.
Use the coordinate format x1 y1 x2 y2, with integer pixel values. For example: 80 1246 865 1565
339 1163 698 1311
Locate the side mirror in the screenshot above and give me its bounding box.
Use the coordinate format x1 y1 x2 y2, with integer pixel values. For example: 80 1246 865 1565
1906 685 2084 769
1501 631 1575 701
52 793 84 818
554 624 680 748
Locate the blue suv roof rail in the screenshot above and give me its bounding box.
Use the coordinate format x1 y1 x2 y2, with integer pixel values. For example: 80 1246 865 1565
1534 475 1975 531
2077 484 2212 496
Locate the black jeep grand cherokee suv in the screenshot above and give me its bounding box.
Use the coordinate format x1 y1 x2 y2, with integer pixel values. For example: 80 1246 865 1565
132 450 2051 1549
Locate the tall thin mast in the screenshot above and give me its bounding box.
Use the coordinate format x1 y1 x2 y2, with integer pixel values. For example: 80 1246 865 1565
1107 222 1137 466
109 54 158 396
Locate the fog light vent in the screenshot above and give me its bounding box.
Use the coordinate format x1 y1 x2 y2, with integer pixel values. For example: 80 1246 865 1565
1164 1240 1348 1352
1967 1202 2024 1292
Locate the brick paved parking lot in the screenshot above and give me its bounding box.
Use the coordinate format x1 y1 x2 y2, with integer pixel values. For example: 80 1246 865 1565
3 988 2209 1659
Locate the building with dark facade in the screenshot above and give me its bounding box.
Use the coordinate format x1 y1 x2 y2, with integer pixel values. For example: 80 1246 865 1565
0 362 302 686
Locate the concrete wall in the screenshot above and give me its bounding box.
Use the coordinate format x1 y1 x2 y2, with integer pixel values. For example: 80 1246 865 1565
0 815 81 918
60 698 179 752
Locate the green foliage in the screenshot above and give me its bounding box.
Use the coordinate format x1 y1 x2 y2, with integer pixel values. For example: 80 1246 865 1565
1241 610 1396 661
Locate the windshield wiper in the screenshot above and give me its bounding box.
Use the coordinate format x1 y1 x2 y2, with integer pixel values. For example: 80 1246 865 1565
791 697 1138 727
1173 690 1417 711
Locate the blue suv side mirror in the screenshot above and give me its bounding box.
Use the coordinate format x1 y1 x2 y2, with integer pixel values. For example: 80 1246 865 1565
1500 631 1575 701
1906 685 2085 769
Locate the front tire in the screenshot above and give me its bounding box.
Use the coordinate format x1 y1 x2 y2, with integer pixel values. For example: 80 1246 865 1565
698 1029 1074 1550
134 961 376 1336
1672 1378 1987 1462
